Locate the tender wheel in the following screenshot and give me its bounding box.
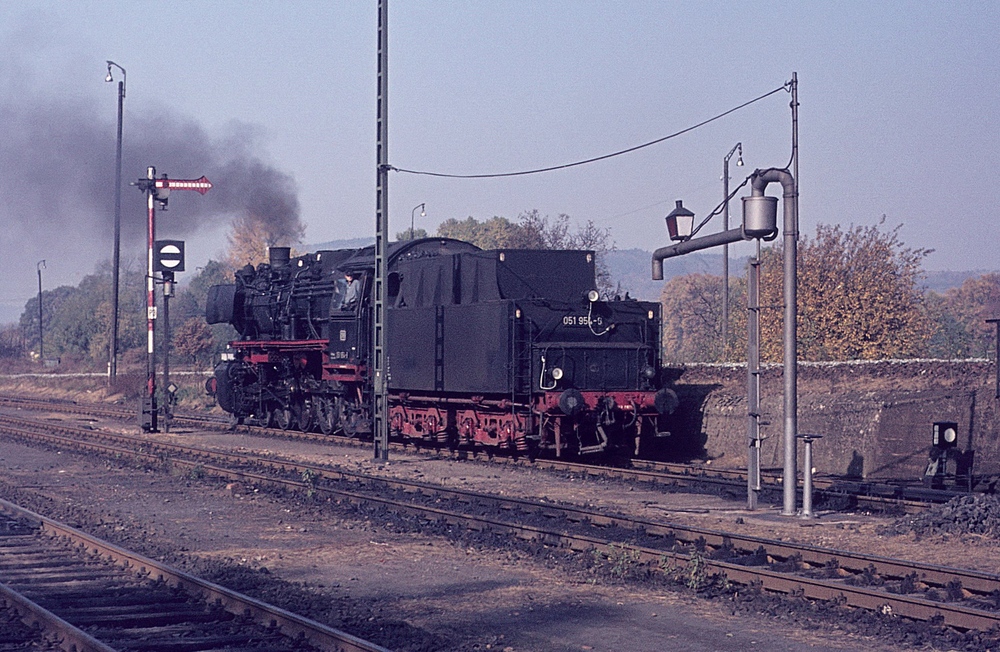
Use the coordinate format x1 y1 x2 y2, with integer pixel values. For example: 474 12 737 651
274 406 294 431
315 397 336 435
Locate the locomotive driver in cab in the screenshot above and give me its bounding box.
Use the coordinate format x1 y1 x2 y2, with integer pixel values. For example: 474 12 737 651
342 272 361 310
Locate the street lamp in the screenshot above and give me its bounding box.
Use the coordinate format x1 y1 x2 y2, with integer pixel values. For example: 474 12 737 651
722 142 743 358
36 260 45 361
410 203 425 241
106 60 126 386
664 200 695 241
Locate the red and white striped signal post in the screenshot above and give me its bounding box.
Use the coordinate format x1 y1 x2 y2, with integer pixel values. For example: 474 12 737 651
135 167 211 432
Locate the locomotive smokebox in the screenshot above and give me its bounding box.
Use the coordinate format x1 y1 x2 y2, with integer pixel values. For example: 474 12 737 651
269 246 291 268
742 195 778 239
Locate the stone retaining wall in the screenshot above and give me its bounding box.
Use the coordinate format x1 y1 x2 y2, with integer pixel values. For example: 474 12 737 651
663 360 999 481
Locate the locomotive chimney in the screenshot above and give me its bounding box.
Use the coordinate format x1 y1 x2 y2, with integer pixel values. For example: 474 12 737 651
268 246 291 268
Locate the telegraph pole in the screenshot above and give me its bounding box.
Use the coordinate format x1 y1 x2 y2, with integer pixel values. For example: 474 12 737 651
36 260 45 361
373 0 391 461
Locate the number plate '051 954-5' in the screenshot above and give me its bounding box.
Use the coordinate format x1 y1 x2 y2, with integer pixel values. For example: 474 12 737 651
562 315 603 327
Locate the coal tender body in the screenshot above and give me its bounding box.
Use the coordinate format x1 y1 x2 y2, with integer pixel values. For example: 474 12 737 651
207 238 677 457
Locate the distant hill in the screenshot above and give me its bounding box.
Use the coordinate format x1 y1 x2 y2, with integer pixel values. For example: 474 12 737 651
605 249 738 301
921 270 997 294
305 237 375 252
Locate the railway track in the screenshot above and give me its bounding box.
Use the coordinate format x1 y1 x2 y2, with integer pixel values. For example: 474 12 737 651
0 497 388 652
0 393 961 513
3 409 1000 634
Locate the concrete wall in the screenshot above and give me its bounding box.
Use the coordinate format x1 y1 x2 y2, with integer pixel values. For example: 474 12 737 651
661 360 998 482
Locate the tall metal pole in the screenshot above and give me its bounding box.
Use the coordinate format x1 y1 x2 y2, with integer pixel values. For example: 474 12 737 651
162 274 172 432
144 166 158 433
988 318 1000 399
36 260 45 361
746 239 761 509
722 143 742 360
106 61 125 386
783 72 800 515
373 0 390 461
410 203 424 241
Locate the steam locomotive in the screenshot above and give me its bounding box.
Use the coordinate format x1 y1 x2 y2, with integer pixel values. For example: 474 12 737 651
206 238 677 457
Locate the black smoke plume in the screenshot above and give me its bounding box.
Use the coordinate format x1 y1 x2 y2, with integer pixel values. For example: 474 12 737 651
0 12 304 321
0 96 301 247
0 90 302 319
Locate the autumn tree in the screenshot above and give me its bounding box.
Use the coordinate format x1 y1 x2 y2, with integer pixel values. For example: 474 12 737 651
19 259 145 367
757 219 932 362
171 317 217 366
925 273 1000 358
224 212 304 271
396 227 429 241
436 215 545 249
437 211 618 296
660 273 746 363
0 325 24 359
21 285 74 359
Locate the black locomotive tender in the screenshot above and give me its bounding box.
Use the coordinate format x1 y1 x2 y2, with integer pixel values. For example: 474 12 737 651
206 238 677 457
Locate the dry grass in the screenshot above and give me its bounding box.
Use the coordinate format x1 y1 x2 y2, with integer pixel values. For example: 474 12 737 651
0 362 217 412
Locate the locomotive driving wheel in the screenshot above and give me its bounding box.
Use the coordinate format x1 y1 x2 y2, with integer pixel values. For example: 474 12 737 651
250 408 273 429
293 399 314 433
338 399 357 437
314 396 336 435
274 405 294 431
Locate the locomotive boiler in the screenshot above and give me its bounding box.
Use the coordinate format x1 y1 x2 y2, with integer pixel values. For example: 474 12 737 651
206 238 677 457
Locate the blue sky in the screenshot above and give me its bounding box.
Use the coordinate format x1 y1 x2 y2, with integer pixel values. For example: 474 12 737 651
1 1 999 322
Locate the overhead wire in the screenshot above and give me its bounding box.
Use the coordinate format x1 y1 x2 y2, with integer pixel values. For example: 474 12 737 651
389 83 791 179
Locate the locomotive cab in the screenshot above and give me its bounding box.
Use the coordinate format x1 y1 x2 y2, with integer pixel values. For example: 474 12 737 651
327 271 370 367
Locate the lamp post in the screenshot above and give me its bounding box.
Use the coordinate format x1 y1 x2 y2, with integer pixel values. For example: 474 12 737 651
722 142 743 359
36 260 45 361
410 203 425 241
105 60 125 386
664 200 695 242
